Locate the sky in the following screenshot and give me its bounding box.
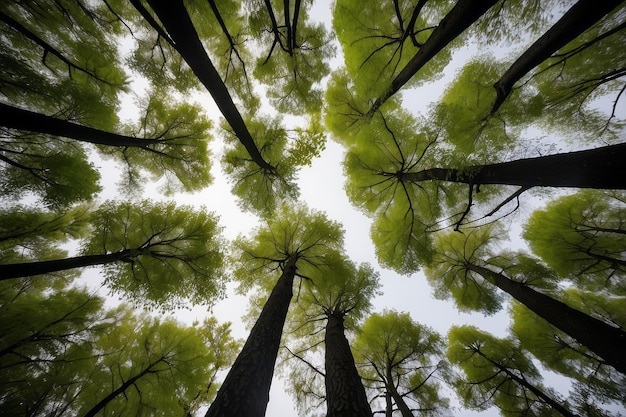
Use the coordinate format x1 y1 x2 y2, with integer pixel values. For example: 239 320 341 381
79 1 625 416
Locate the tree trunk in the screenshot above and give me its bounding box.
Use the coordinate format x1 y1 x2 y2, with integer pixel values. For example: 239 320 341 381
144 0 275 172
400 142 626 190
385 366 414 417
205 256 297 417
0 103 161 147
82 357 165 417
466 262 626 375
491 0 624 113
473 349 578 417
324 312 373 417
368 0 498 115
0 250 133 280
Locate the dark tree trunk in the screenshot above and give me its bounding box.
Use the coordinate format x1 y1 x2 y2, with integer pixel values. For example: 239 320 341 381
385 367 413 417
0 103 161 147
324 312 373 417
205 257 297 417
144 0 275 172
82 358 165 417
368 0 499 115
473 349 578 417
466 263 626 375
0 250 133 280
400 142 626 190
491 0 625 113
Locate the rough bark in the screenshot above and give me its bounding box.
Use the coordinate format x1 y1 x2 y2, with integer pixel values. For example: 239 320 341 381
82 358 165 417
472 348 578 417
324 312 373 417
205 257 297 417
466 262 626 375
0 250 133 280
0 103 161 147
399 142 626 190
368 0 498 115
491 0 625 113
144 0 275 172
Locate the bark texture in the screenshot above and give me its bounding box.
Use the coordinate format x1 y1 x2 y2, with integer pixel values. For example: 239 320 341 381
401 142 626 190
205 257 297 417
467 263 626 375
324 313 373 417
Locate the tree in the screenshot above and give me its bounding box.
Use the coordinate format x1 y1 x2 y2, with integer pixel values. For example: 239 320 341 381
511 298 626 414
524 190 626 295
281 254 380 417
205 204 345 417
78 313 240 417
0 200 226 310
447 325 577 417
352 310 449 417
425 226 626 374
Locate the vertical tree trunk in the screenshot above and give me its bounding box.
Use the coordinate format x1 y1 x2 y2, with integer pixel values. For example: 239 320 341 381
466 262 626 375
324 312 373 417
0 250 133 280
205 257 297 417
401 142 626 190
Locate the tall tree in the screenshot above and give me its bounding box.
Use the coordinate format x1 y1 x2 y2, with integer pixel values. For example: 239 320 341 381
524 190 626 295
283 254 380 417
205 204 345 417
352 310 449 417
0 200 226 310
447 325 577 417
425 226 626 374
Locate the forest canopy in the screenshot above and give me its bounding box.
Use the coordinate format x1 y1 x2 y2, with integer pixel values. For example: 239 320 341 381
1 0 625 416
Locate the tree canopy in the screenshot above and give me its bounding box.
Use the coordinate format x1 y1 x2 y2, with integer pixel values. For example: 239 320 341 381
1 0 625 416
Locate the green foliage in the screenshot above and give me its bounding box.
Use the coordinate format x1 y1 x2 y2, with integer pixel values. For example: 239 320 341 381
333 0 453 98
447 325 565 417
82 200 227 310
0 132 101 208
511 299 626 409
232 203 345 294
425 226 504 314
524 190 626 295
222 116 299 214
105 90 214 194
352 310 449 416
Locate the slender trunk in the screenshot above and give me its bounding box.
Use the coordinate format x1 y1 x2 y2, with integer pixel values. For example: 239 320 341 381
144 0 275 172
324 312 373 417
0 250 132 280
385 391 393 417
473 349 578 417
400 142 626 190
205 257 297 417
466 262 626 375
82 358 164 417
368 0 498 115
0 103 160 147
385 366 413 417
491 0 624 113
